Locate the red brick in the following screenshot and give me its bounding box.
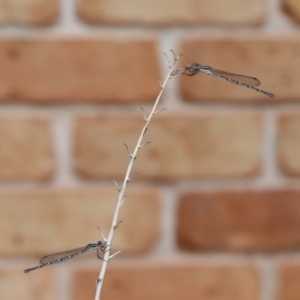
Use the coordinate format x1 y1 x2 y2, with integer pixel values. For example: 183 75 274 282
78 0 265 26
283 0 300 23
0 269 56 299
74 112 263 180
73 260 260 300
178 190 300 251
177 36 297 102
0 188 160 256
0 39 159 103
277 262 300 300
278 113 300 176
0 0 58 25
0 116 54 181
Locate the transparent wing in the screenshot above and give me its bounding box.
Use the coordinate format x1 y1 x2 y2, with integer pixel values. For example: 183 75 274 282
211 68 261 87
40 246 87 264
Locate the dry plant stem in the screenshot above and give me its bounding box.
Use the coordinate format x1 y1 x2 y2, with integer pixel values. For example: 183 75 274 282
94 53 182 300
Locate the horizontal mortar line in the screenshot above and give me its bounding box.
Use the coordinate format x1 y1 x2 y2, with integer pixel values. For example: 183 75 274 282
0 26 292 38
0 178 299 192
0 104 292 113
5 252 298 265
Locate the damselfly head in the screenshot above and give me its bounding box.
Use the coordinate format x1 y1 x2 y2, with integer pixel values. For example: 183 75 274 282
98 241 105 246
192 63 202 71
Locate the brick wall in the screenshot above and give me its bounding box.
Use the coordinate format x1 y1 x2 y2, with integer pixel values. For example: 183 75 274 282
0 0 299 299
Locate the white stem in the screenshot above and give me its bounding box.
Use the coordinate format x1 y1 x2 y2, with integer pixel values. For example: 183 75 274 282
94 53 182 300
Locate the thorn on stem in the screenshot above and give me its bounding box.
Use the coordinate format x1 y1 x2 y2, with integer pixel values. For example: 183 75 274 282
176 51 184 61
109 250 122 260
164 52 171 69
111 177 121 191
139 141 151 149
156 75 163 89
124 143 132 157
127 172 138 182
140 107 148 121
113 220 123 229
171 49 181 65
154 108 167 115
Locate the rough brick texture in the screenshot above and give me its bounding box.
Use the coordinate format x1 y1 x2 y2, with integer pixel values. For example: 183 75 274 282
78 0 265 26
1 1 299 299
74 112 263 180
283 0 300 23
0 39 159 103
178 37 297 102
73 260 260 300
277 262 300 300
178 190 300 251
0 0 59 25
0 188 160 256
0 269 55 299
0 116 54 181
278 113 300 176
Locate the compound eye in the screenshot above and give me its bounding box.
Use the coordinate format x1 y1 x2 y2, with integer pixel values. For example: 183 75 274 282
193 64 201 71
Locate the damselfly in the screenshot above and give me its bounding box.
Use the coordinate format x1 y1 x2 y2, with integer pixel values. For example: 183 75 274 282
24 240 106 273
171 63 275 98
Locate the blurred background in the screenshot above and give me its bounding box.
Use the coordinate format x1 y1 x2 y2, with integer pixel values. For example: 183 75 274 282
0 0 300 299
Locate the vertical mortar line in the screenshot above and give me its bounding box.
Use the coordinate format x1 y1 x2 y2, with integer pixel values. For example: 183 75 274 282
262 108 280 185
157 30 182 108
155 188 180 253
153 30 182 253
59 0 79 30
51 110 74 186
259 256 278 300
57 267 71 300
265 0 295 30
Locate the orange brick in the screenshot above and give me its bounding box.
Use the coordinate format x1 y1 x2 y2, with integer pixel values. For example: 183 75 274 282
0 116 54 181
278 113 300 176
178 190 300 251
177 36 296 102
0 269 56 300
74 112 263 180
0 39 159 103
277 262 300 300
0 0 58 25
0 188 160 256
73 260 260 300
78 0 265 26
283 0 300 23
